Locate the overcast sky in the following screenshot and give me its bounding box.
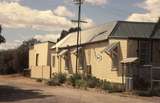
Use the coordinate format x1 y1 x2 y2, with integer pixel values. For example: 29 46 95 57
0 0 159 50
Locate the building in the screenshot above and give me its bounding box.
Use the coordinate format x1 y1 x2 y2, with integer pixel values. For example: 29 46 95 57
50 21 160 90
29 41 55 79
29 20 160 90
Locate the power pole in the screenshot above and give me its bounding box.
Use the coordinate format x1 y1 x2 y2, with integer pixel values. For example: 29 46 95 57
73 0 83 74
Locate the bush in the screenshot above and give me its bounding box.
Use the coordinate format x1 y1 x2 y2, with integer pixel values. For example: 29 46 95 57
46 73 123 93
36 78 43 82
47 73 66 86
85 76 100 88
75 79 88 89
100 80 112 91
109 83 123 93
67 74 82 86
99 80 122 92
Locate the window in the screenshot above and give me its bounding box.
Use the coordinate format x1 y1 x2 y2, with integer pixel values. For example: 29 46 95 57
104 42 120 70
52 56 55 67
36 53 39 66
111 47 119 70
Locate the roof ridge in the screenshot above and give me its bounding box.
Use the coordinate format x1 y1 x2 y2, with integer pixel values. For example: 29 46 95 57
117 20 156 24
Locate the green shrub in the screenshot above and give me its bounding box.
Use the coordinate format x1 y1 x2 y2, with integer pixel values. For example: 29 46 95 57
67 74 82 86
99 80 122 92
75 79 88 89
47 73 66 86
36 78 43 82
85 76 100 88
100 80 112 91
109 83 123 93
46 73 123 93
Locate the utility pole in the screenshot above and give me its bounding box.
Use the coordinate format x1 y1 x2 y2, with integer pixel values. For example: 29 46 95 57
73 0 84 74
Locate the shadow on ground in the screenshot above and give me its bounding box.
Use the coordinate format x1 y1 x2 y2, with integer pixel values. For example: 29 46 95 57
0 85 53 102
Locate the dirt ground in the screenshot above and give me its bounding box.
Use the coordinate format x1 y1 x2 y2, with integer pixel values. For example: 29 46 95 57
0 75 159 103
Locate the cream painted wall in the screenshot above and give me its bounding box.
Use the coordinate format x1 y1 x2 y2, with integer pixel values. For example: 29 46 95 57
29 42 49 67
53 39 130 83
29 42 55 79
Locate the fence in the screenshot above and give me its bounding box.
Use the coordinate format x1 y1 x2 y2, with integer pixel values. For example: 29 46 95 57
30 66 51 80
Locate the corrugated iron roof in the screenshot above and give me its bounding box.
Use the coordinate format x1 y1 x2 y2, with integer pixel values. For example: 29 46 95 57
51 21 160 49
52 21 117 49
110 21 160 39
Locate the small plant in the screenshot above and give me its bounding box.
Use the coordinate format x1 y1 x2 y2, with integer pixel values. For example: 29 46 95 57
85 76 100 88
47 73 66 86
36 78 43 82
67 74 82 86
75 79 88 89
100 80 112 91
109 83 123 93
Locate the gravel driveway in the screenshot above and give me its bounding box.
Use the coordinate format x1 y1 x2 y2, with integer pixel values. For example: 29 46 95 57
0 75 159 103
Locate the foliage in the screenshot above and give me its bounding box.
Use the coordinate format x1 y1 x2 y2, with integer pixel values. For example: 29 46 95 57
46 73 123 93
67 74 82 86
100 80 112 90
0 38 40 74
57 27 81 42
36 78 43 82
75 79 88 89
84 76 100 88
47 73 67 86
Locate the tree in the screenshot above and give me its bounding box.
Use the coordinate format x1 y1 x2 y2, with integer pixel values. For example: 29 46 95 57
0 38 41 74
15 38 41 72
57 27 81 42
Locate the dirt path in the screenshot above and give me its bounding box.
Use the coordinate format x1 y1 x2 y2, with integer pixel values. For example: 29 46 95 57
0 75 159 103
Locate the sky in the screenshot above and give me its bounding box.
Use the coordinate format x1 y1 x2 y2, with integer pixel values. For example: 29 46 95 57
0 0 159 50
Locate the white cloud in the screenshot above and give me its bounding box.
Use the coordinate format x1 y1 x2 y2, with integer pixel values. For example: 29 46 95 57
0 0 20 3
0 2 95 31
54 5 74 17
81 17 95 29
85 0 108 6
0 40 22 50
33 34 60 42
127 0 160 22
0 2 73 31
